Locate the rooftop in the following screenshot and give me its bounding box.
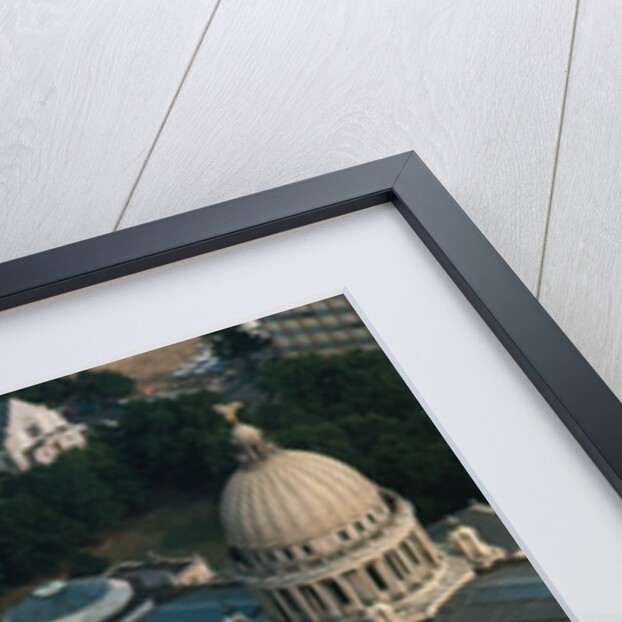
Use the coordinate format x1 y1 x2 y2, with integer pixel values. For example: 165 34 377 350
428 502 520 553
435 561 569 622
143 583 264 622
3 578 133 622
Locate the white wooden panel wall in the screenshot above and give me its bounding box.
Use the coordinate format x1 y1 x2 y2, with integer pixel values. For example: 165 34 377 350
118 0 575 291
2 0 621 400
0 0 218 261
539 1 622 399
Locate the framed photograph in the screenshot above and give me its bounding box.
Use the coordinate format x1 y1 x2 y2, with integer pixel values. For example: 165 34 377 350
0 152 620 622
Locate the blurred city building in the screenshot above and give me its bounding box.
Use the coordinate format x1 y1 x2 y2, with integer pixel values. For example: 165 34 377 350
1 577 153 622
251 296 376 357
2 563 263 622
142 582 265 622
2 403 569 622
106 552 214 593
217 404 569 622
0 398 86 472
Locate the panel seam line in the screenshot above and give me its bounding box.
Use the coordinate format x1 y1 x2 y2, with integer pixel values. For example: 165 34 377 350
113 0 224 231
534 0 580 298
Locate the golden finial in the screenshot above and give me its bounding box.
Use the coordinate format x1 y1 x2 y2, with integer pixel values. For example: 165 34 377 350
214 401 245 425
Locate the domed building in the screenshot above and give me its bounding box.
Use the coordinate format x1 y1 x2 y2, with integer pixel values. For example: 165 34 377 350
217 404 476 622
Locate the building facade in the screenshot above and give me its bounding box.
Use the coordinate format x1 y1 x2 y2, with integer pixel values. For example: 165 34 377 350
219 417 475 621
106 552 215 591
253 295 376 357
0 398 86 472
217 405 568 622
1 401 570 622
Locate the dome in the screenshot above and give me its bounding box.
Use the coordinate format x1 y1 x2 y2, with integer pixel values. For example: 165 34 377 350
220 448 383 548
232 423 264 447
3 578 133 622
213 406 458 622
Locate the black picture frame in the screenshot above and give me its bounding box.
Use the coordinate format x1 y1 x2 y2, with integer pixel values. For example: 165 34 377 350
1 150 620 502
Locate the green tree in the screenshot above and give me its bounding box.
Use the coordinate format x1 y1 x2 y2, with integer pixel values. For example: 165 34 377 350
11 375 75 406
0 495 86 585
72 370 136 402
205 327 271 369
0 436 148 584
13 370 135 406
111 391 236 490
253 349 481 523
0 345 483 591
10 451 128 533
68 552 109 578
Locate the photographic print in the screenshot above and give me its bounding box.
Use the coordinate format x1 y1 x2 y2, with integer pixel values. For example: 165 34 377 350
0 295 568 622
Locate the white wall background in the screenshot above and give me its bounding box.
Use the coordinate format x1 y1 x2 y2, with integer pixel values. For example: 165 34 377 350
1 0 620 400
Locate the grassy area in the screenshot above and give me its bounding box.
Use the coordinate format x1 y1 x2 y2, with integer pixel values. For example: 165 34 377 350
91 492 227 571
95 337 203 390
0 493 227 615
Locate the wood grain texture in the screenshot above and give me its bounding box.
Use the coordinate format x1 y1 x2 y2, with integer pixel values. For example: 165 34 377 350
539 0 622 400
0 0 218 262
119 0 576 291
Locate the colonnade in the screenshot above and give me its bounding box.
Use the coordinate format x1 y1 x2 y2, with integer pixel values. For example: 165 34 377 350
256 526 443 622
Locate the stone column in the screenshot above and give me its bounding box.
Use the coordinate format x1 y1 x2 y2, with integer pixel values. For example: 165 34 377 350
393 547 414 578
344 568 381 603
272 589 300 622
383 553 411 600
412 522 441 566
372 558 406 601
314 582 344 619
397 541 424 587
275 587 318 622
335 575 365 616
291 587 318 622
408 532 435 575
